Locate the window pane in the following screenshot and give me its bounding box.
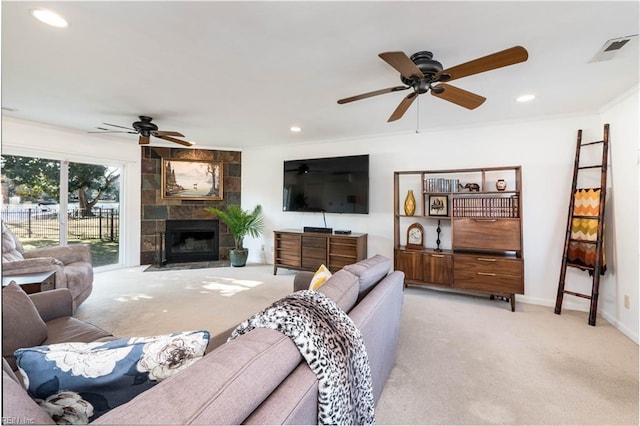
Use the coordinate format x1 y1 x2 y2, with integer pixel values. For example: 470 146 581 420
68 162 120 267
1 155 61 248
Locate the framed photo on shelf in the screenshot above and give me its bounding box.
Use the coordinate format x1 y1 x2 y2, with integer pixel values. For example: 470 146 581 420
428 195 449 217
162 158 223 200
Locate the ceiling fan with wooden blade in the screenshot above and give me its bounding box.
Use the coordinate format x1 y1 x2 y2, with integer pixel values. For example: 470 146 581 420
337 46 528 122
89 116 195 146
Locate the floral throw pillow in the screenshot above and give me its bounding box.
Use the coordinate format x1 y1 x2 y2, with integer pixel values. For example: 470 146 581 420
15 330 210 423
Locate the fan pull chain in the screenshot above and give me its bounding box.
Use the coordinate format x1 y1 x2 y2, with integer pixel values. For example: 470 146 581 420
416 95 421 134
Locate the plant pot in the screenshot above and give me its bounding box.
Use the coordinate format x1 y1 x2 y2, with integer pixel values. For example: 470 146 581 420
229 249 249 267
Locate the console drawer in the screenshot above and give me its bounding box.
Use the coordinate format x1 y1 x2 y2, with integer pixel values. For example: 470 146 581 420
454 254 523 294
301 236 327 270
274 232 301 267
453 218 521 251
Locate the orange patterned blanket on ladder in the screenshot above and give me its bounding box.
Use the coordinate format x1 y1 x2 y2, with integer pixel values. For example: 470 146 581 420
568 188 606 275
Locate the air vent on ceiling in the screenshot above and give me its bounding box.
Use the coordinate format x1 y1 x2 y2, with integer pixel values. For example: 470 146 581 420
590 34 638 62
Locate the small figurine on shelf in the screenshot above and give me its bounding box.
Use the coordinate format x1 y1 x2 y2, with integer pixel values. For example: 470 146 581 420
459 183 480 192
496 179 507 191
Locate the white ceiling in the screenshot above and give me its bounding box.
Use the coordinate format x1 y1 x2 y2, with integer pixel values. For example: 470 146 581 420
2 1 638 150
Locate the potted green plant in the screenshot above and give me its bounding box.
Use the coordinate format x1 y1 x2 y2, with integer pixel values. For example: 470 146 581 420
204 204 263 267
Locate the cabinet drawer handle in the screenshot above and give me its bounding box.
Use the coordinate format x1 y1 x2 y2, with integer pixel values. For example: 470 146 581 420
474 219 497 223
431 254 444 258
477 258 497 262
477 272 497 276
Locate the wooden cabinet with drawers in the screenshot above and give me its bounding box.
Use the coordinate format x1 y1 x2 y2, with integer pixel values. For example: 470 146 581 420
274 230 367 275
394 166 524 311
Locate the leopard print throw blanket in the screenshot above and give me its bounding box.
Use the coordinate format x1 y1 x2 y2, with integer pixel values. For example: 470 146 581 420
228 290 375 425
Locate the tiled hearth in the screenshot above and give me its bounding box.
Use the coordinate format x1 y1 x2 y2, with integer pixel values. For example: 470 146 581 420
140 146 241 265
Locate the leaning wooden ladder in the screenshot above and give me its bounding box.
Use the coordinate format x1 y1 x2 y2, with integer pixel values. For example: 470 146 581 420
555 124 609 326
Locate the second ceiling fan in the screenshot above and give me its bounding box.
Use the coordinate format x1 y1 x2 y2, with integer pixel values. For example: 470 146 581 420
337 46 529 122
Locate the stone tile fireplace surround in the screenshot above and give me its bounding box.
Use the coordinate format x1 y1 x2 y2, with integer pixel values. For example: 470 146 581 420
140 147 241 265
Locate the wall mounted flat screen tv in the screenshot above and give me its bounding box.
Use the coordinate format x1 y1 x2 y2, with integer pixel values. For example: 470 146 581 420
283 154 369 214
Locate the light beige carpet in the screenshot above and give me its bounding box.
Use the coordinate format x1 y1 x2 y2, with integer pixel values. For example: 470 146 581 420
77 264 639 425
376 287 638 425
76 264 296 338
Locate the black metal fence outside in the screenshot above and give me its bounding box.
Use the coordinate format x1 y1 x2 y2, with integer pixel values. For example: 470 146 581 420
1 207 119 241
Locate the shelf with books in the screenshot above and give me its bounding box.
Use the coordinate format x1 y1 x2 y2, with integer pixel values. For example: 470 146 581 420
393 166 524 312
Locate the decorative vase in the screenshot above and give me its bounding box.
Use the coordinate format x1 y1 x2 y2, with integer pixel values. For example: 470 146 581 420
404 190 416 216
496 179 507 191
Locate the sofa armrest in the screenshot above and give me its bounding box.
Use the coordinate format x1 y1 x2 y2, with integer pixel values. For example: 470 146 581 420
29 288 74 322
24 244 92 264
293 271 314 292
2 257 62 273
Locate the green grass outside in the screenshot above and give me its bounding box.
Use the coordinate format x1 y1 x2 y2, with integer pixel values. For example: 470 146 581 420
20 238 119 267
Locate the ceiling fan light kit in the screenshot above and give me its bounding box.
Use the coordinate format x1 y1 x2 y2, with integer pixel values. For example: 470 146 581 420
338 46 529 123
90 116 195 146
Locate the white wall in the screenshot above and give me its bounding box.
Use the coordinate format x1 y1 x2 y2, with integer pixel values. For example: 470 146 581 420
242 87 639 342
599 88 639 341
1 117 142 269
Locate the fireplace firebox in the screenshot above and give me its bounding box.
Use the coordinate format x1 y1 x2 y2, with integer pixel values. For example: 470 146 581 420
164 220 219 263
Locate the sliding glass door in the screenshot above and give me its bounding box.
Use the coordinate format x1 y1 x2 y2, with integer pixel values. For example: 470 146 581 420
1 155 121 267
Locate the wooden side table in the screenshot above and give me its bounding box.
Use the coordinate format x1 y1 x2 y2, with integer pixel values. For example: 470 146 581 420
2 270 56 294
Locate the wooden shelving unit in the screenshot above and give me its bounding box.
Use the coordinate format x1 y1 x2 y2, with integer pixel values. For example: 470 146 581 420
393 166 524 311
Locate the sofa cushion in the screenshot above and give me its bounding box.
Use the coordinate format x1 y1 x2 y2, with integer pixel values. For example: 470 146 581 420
2 282 48 370
316 269 359 312
309 264 332 290
44 317 113 346
15 330 210 422
343 254 391 300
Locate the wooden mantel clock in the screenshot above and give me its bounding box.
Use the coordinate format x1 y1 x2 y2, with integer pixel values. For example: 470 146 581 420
406 223 424 250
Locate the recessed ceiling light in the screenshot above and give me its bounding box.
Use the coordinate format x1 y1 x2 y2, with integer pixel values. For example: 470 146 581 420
516 94 535 103
290 126 302 133
31 9 68 28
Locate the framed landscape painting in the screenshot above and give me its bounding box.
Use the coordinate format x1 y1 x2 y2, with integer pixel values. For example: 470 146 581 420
162 159 223 200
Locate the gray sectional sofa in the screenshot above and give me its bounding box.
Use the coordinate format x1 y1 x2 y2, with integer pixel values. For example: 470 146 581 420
3 254 404 424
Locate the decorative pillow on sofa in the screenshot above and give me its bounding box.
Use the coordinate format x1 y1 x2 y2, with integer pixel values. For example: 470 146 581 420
15 330 210 423
309 264 332 290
